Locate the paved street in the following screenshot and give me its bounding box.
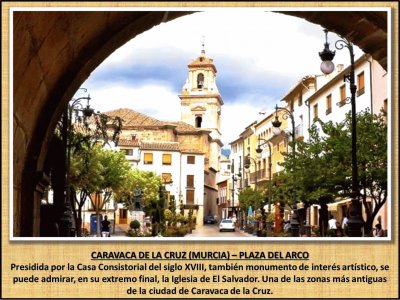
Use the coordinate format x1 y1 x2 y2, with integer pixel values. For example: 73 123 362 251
88 223 253 239
186 224 253 238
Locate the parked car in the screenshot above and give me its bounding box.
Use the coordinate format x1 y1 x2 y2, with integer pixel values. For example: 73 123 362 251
219 219 235 232
204 215 217 224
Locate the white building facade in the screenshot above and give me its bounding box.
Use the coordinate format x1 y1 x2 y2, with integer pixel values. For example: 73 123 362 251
281 54 388 231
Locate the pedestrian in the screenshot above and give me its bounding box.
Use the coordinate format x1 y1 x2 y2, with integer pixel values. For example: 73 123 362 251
374 223 384 237
342 215 349 236
328 215 338 236
231 215 237 228
283 221 291 233
101 215 111 237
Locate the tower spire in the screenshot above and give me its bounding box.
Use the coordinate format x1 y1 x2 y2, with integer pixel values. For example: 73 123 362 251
201 35 205 55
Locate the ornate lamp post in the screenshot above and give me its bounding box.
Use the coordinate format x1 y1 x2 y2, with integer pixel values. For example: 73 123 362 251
318 29 363 237
60 89 93 236
244 154 258 190
230 158 242 218
255 137 273 214
272 104 299 236
244 154 259 235
256 137 273 235
61 88 123 237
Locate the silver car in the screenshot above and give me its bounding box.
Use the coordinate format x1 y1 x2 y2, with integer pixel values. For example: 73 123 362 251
219 219 235 232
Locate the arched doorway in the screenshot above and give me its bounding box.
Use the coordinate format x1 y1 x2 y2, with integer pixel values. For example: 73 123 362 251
10 9 389 236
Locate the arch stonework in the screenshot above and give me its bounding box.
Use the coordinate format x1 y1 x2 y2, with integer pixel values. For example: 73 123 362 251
12 11 389 236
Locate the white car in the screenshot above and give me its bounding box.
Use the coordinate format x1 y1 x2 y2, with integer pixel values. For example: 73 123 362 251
219 219 235 232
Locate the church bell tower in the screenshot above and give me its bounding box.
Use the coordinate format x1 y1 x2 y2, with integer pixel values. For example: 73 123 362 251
179 43 223 168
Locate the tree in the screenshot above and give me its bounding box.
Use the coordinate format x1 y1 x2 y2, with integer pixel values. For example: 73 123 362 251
69 143 103 236
53 95 123 237
114 169 162 212
238 187 266 216
70 144 131 236
357 111 388 233
322 109 387 234
278 109 387 235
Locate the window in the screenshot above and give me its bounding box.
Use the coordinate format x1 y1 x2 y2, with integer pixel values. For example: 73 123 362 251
326 94 332 115
195 116 202 128
143 153 153 164
123 149 133 156
339 84 346 106
186 190 194 204
162 154 171 165
197 73 204 88
187 155 195 164
162 173 172 184
313 103 318 122
298 92 303 107
187 175 194 188
357 72 365 96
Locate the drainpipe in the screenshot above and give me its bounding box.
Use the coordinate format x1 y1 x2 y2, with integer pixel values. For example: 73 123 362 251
367 57 373 113
305 99 310 133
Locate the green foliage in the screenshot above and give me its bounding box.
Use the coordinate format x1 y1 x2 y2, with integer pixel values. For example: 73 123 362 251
70 143 132 208
164 209 174 224
176 214 188 224
130 220 141 230
114 169 162 211
70 143 104 195
98 149 132 204
162 225 189 237
238 187 266 212
266 213 275 222
278 109 387 234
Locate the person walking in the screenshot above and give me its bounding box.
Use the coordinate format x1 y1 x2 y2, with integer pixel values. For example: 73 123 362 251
231 215 237 228
342 215 349 236
101 215 111 237
328 215 338 236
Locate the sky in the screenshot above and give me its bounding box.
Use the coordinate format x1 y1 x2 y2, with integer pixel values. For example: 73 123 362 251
79 9 363 149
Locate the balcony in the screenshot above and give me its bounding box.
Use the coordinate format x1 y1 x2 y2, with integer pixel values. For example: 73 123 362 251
248 169 269 184
295 124 303 139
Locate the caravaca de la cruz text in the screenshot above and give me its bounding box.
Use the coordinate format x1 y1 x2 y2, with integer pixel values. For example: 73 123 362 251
90 251 309 260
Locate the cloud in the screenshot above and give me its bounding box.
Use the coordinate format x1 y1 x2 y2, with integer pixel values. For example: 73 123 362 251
220 102 260 147
84 83 181 122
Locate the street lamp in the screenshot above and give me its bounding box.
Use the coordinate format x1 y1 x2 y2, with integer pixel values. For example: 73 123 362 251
318 29 363 237
272 104 296 154
256 137 273 236
272 104 300 236
230 158 242 218
256 137 273 214
244 154 258 190
60 89 93 236
244 154 259 235
61 88 124 237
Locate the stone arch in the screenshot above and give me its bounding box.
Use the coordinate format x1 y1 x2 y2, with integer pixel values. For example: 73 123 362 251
12 10 389 236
